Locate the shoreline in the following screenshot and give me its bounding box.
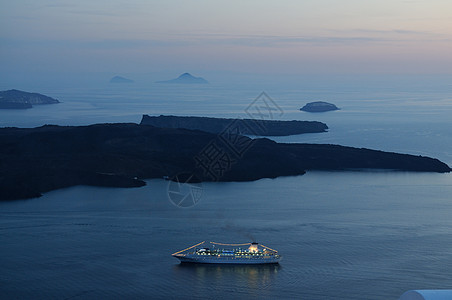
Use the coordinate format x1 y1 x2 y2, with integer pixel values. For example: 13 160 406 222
0 122 449 201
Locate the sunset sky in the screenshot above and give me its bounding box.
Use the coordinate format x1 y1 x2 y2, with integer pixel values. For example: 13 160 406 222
1 0 451 80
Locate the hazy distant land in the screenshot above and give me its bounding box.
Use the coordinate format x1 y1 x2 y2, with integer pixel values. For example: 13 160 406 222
0 122 449 201
156 73 208 84
109 76 134 83
140 115 328 136
0 89 60 109
300 101 339 112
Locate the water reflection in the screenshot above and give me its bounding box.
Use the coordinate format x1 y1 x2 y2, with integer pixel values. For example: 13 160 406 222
173 263 280 290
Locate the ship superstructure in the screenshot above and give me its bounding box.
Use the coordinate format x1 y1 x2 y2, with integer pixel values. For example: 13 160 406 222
172 241 281 264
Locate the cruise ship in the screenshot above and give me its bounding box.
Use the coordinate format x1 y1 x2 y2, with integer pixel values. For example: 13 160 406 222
172 241 281 264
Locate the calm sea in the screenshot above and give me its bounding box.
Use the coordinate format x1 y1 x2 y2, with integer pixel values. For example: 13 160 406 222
1 74 452 299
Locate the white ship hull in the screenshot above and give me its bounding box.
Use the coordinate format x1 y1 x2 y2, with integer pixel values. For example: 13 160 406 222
172 241 281 265
174 254 281 264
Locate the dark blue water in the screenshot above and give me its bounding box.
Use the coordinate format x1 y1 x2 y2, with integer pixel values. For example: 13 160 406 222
1 173 452 299
1 75 452 299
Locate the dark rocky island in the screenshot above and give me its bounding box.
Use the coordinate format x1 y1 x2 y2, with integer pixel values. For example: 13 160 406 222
140 115 328 136
109 76 134 83
0 123 449 201
0 89 60 109
301 101 339 112
156 73 208 84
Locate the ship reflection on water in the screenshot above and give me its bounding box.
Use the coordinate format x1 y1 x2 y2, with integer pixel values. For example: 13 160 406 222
173 263 280 290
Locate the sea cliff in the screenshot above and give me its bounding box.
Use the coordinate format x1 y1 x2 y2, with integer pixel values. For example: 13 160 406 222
0 123 449 201
140 115 328 136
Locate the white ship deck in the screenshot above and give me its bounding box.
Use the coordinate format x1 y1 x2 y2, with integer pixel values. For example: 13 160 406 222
172 241 281 265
